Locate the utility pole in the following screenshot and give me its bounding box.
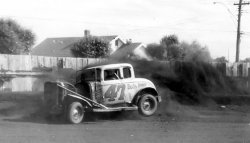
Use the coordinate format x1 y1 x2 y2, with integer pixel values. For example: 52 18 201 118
234 0 250 62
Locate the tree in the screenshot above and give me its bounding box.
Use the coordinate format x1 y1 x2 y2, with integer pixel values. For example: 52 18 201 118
214 56 228 63
160 34 179 47
160 34 182 60
146 34 211 62
146 34 183 61
71 36 110 58
242 57 250 62
145 44 165 60
180 41 211 63
0 19 35 54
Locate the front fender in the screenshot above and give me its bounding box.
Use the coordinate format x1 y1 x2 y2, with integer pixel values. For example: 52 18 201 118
132 87 160 105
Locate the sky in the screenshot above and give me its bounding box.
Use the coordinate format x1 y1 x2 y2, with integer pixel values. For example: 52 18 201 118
0 0 249 62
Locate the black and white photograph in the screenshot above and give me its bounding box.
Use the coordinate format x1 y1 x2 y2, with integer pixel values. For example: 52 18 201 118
0 0 250 143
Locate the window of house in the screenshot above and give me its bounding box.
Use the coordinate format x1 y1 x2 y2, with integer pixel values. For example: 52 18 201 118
123 67 131 78
115 40 118 46
104 69 121 81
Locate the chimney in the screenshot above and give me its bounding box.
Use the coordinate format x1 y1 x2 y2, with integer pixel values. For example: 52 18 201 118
126 39 132 44
84 30 90 37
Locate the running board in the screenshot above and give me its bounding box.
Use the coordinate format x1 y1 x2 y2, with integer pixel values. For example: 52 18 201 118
93 106 138 112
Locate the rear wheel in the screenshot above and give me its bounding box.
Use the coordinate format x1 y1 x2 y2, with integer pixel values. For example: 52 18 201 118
67 102 84 124
138 94 158 116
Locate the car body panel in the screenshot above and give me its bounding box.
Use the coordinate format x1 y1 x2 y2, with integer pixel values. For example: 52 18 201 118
44 63 160 115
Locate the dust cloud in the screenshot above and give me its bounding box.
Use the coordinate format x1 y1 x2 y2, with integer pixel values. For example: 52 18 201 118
104 57 250 119
1 56 249 123
108 58 244 103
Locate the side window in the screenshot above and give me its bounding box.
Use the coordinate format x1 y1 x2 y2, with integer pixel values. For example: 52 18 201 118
123 67 131 79
104 69 121 81
81 69 95 81
81 68 101 82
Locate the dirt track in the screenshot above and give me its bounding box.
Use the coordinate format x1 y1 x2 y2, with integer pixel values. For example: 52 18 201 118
1 93 250 143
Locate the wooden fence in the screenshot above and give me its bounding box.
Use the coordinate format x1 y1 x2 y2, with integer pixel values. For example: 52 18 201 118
213 62 250 78
0 54 105 72
1 54 250 77
0 54 250 92
0 54 105 93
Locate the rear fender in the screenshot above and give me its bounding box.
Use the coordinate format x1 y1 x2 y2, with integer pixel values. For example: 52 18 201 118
58 83 108 110
64 94 92 108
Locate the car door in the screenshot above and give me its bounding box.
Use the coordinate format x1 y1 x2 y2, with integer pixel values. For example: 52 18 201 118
78 68 103 103
121 66 138 103
101 68 126 105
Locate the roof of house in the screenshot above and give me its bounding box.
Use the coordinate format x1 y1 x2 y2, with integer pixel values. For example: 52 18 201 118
110 42 143 58
98 35 118 42
31 35 118 57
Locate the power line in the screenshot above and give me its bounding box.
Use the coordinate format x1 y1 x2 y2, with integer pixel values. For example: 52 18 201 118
213 2 237 26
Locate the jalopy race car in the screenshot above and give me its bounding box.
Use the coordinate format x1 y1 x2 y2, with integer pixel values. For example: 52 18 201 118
44 63 161 124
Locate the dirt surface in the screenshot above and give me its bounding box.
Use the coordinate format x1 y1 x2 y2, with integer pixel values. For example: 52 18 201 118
1 93 250 143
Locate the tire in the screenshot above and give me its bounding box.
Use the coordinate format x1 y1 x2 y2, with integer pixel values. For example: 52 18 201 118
67 102 84 124
138 94 158 116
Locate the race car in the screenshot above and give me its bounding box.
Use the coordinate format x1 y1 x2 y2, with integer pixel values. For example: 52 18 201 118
44 63 161 124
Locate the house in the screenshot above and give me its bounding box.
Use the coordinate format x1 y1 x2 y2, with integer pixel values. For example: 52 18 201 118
110 42 151 60
31 30 124 57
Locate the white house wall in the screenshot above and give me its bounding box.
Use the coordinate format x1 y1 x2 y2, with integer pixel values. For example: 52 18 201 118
133 45 150 60
109 38 124 53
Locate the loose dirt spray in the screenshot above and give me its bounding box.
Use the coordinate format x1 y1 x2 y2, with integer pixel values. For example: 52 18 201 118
1 57 249 123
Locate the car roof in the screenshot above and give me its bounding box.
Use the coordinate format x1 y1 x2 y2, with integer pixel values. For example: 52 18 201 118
86 63 132 70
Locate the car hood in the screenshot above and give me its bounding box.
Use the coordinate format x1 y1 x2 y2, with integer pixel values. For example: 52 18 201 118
132 78 156 89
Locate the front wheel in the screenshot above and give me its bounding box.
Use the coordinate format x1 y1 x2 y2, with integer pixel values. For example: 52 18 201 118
138 94 158 116
67 102 84 124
